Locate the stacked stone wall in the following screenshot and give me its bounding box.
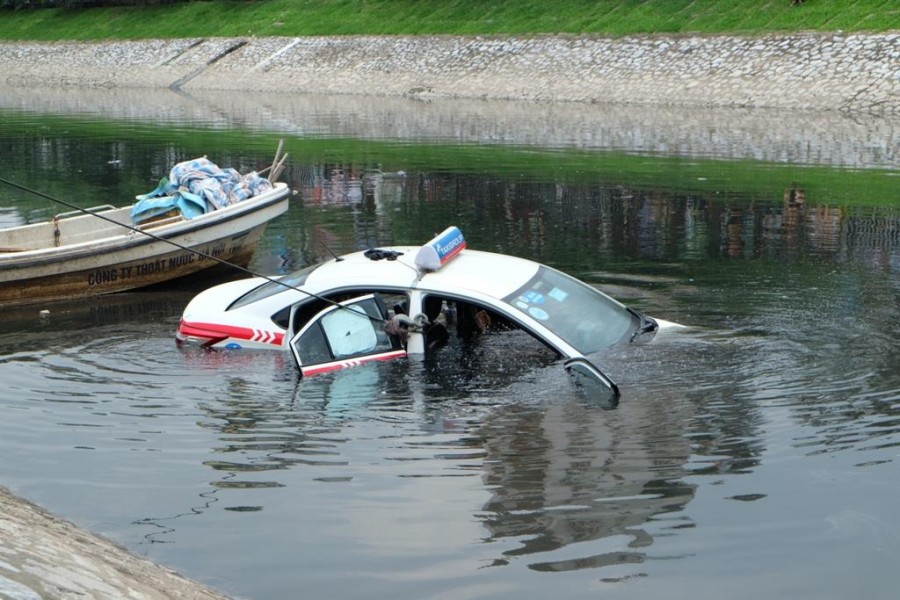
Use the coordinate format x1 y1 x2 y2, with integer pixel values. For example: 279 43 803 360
1 32 897 113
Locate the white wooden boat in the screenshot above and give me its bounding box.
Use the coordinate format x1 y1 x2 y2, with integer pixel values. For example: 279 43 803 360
0 181 290 308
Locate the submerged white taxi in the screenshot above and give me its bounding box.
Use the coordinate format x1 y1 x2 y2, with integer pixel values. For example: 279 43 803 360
177 227 680 399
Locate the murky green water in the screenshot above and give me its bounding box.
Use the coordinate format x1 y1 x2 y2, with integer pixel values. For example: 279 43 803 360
1 92 899 600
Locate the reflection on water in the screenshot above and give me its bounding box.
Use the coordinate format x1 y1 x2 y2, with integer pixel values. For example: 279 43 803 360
477 398 695 574
0 104 899 599
278 163 900 278
1 87 896 168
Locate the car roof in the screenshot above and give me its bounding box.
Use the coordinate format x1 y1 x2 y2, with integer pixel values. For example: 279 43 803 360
303 246 540 300
418 249 540 298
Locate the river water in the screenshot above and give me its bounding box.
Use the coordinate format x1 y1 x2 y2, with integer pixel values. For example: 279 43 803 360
1 90 899 600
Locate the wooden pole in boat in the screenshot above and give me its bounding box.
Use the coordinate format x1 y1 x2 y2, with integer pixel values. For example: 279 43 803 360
260 140 286 180
271 153 288 182
271 139 284 177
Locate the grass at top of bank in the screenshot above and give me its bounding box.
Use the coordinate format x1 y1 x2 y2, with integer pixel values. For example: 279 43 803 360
0 0 897 40
1 112 896 210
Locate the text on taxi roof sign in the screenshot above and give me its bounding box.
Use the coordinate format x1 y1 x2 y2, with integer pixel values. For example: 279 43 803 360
415 226 466 271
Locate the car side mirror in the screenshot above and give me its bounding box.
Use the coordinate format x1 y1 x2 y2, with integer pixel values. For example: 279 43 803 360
564 357 620 406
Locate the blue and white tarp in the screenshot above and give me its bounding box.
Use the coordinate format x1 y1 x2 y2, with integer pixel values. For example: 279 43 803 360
131 157 274 225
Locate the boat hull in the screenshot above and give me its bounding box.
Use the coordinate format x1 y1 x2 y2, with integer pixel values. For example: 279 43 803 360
0 183 289 307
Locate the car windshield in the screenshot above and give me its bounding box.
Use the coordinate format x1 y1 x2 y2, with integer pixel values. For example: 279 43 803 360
502 266 637 354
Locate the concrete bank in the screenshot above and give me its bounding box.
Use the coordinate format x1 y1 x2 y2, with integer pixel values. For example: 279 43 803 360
0 32 898 114
0 486 229 600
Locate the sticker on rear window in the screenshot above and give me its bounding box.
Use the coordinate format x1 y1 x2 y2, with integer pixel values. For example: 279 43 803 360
548 287 568 302
529 307 549 321
524 291 545 304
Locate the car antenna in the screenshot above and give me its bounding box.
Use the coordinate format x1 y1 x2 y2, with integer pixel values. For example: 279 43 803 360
320 241 344 262
0 175 389 324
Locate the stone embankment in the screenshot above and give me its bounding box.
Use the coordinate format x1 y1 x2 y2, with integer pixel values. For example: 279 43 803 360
0 32 898 113
0 486 229 600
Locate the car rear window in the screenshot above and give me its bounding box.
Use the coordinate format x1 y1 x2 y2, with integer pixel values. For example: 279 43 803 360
502 266 636 354
228 263 320 310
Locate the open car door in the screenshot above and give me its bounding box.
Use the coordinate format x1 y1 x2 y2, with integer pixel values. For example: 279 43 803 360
289 294 406 377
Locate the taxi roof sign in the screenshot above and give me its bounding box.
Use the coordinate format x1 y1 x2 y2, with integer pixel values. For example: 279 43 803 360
415 226 466 272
